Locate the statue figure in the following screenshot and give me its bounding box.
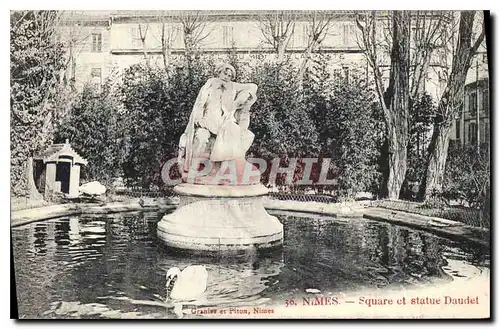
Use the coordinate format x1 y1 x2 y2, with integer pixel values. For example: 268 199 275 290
178 64 260 185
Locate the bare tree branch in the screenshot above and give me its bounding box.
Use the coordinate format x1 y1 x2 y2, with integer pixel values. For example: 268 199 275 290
134 18 151 68
409 11 449 101
179 10 213 55
355 11 389 121
298 12 334 82
257 10 297 62
467 15 486 64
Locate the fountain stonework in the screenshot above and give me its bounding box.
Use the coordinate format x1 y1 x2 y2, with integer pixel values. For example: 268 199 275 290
157 64 283 251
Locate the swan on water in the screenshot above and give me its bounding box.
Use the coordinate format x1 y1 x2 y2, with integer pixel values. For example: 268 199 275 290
166 265 208 300
166 265 208 318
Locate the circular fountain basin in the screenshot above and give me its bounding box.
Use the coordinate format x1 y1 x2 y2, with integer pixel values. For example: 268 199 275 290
156 183 284 251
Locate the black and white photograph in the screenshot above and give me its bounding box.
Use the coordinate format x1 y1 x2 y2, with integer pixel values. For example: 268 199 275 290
9 9 490 319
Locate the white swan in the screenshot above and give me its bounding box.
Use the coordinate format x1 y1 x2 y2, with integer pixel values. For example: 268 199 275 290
166 265 208 318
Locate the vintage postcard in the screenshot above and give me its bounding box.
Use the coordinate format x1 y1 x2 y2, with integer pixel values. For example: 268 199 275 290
10 9 490 320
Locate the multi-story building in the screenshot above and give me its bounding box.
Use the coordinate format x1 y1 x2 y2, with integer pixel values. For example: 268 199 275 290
450 52 490 147
456 78 490 147
58 11 112 90
60 10 368 90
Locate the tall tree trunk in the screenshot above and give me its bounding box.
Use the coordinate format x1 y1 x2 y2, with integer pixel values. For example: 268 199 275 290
161 23 168 69
379 137 390 197
387 122 408 199
419 11 484 200
419 72 467 198
138 24 151 69
385 11 411 199
184 33 195 66
298 43 314 85
420 121 451 198
277 40 287 64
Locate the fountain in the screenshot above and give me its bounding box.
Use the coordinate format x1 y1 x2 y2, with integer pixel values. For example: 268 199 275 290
157 64 284 251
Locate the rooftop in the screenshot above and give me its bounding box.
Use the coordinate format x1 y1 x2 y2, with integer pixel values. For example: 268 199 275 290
35 140 88 166
59 10 360 24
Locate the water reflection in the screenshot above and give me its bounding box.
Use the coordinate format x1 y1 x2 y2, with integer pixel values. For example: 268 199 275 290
33 225 48 256
11 211 489 319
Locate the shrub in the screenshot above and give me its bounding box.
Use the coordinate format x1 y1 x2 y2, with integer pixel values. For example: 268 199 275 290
248 62 320 159
308 68 383 200
441 144 490 209
406 93 436 183
54 77 123 185
119 58 216 188
243 62 320 189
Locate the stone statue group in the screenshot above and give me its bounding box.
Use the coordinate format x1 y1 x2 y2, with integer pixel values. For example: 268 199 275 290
178 64 261 185
159 63 284 253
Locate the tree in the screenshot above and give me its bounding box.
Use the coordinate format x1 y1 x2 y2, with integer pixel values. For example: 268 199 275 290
59 12 96 89
54 79 123 184
356 11 411 199
157 13 180 69
441 144 489 210
131 13 152 69
179 11 213 62
10 10 67 197
298 12 334 84
419 11 485 200
257 11 297 63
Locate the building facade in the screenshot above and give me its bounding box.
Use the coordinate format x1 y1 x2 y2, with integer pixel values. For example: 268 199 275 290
449 51 490 147
456 78 490 147
60 10 370 90
58 11 112 91
60 11 457 96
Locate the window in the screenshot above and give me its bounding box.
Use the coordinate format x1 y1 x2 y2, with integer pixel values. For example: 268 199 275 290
469 92 477 116
480 121 486 143
484 121 490 143
342 25 349 45
131 27 142 48
302 25 311 46
91 33 102 52
455 119 460 139
468 122 478 145
342 24 355 46
90 68 102 92
482 88 489 117
222 26 234 47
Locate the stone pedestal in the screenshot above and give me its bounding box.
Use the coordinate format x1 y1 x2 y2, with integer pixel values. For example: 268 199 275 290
157 183 283 251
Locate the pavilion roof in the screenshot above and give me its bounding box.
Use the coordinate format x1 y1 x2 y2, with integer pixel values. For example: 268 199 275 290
34 141 88 166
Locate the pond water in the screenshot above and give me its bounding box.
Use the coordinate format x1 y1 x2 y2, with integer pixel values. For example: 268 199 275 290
11 210 490 319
